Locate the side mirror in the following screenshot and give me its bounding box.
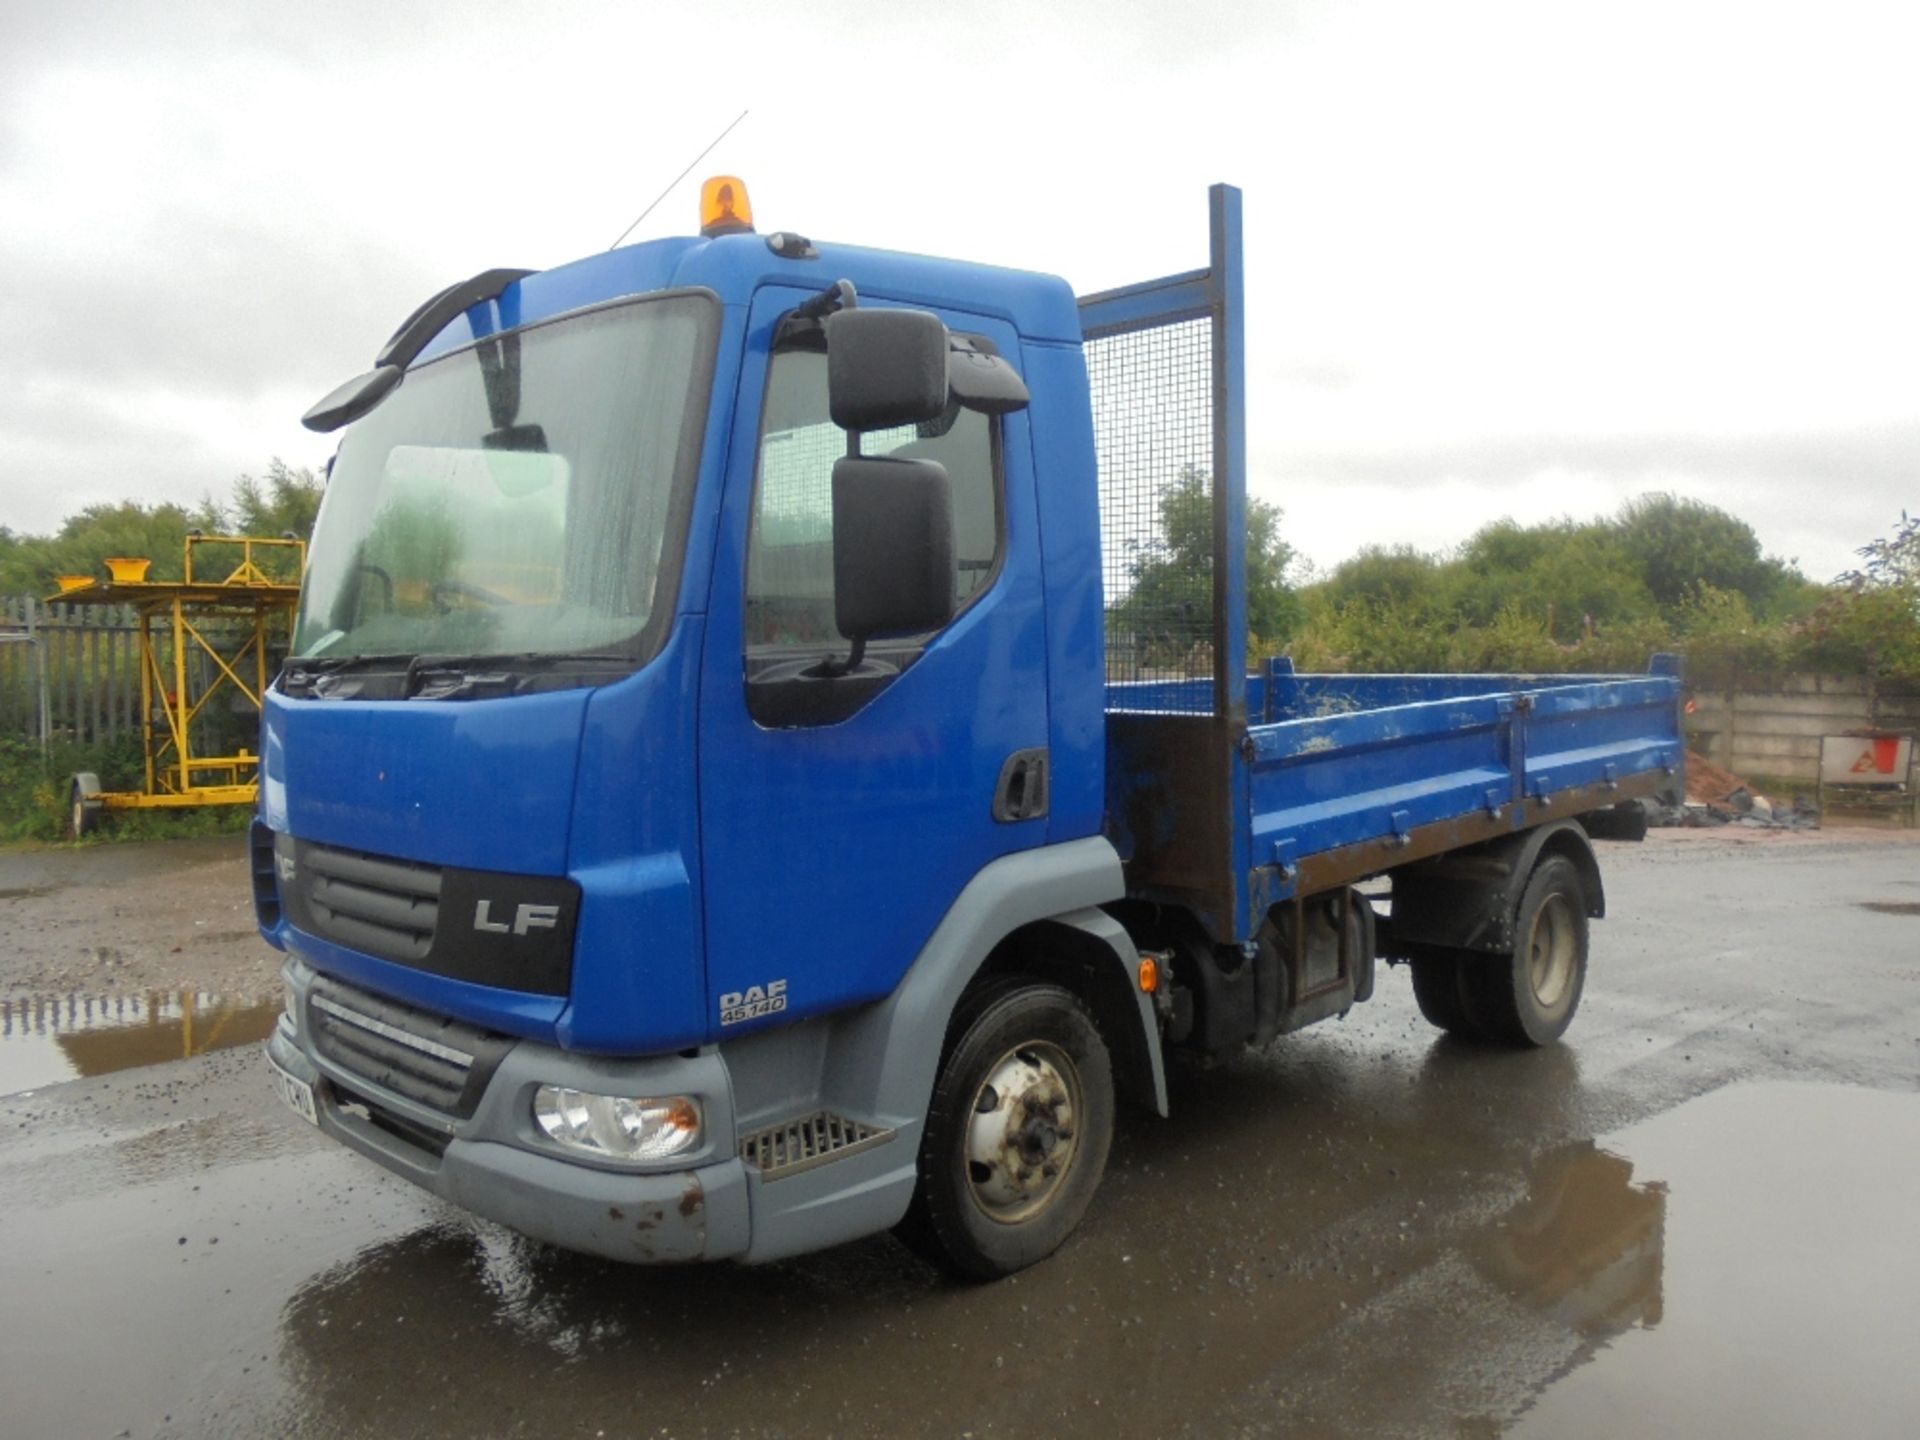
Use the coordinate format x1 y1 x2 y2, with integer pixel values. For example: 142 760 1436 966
303 365 402 433
832 456 955 640
825 309 948 431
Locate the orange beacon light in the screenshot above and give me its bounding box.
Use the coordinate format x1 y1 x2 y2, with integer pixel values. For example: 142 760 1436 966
700 176 755 237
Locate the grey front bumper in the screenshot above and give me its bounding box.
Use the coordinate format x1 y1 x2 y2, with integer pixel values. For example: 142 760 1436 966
267 979 751 1264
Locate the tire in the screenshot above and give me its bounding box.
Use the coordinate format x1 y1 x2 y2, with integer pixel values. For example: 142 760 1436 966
68 774 103 840
898 982 1115 1280
1408 947 1480 1037
1461 855 1588 1047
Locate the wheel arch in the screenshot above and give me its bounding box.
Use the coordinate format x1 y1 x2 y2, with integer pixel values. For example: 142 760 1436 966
975 911 1169 1117
1387 819 1604 956
817 838 1150 1130
1532 823 1605 920
737 838 1153 1265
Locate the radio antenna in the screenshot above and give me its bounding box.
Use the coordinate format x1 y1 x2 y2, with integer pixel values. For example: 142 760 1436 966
607 108 751 251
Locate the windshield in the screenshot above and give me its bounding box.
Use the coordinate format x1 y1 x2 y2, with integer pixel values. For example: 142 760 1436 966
293 292 716 664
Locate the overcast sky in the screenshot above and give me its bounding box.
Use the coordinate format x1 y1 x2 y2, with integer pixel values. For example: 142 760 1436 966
3 0 1914 581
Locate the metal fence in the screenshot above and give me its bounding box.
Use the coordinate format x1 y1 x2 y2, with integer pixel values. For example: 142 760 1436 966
1079 183 1245 718
0 597 145 748
1 596 283 752
1085 316 1216 698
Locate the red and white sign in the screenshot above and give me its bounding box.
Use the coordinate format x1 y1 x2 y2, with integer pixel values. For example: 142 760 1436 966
1819 734 1915 787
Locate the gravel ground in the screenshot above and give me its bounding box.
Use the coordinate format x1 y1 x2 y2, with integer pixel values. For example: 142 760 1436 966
0 834 274 999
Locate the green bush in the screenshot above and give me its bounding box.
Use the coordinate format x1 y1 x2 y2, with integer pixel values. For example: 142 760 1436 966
1286 504 1915 683
0 734 249 845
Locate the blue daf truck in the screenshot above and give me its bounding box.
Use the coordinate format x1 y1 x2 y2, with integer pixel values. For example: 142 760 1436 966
261 180 1683 1278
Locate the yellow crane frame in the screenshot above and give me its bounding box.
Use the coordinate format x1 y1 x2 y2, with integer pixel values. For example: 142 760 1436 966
50 534 304 832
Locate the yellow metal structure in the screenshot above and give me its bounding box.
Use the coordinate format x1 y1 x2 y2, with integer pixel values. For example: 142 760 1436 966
47 535 304 826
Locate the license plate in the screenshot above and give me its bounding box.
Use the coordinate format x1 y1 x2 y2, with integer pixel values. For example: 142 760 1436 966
267 1053 319 1126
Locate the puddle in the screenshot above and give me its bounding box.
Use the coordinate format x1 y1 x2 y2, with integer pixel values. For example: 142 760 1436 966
3 1022 1915 1437
258 1065 1683 1440
0 991 281 1095
1511 1083 1920 1438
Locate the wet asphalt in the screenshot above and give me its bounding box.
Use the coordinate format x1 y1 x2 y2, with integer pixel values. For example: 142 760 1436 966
1 830 1917 1439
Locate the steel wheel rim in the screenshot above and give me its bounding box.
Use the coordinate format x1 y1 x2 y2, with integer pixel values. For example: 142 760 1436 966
963 1041 1082 1225
70 789 83 838
1528 894 1577 1010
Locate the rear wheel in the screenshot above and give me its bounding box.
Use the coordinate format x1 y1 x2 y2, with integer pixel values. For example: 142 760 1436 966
898 982 1114 1280
1409 947 1480 1037
1461 855 1588 1046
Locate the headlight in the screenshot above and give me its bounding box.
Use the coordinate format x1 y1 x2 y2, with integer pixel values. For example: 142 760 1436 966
282 977 300 1028
532 1086 703 1162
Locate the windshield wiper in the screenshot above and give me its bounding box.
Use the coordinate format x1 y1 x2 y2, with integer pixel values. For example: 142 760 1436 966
280 652 416 696
283 649 631 701
403 650 633 700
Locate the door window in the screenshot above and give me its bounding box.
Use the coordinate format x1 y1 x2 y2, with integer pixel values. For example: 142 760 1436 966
745 344 1003 726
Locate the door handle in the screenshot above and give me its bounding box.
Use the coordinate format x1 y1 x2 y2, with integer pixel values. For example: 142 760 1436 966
993 748 1050 823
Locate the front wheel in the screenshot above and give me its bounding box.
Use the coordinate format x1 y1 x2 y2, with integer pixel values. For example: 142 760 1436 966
899 982 1114 1280
1462 855 1589 1046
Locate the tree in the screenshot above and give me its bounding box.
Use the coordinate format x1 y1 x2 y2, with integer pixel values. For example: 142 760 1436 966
1 500 199 591
1448 519 1657 640
1843 510 1920 590
1 459 322 596
1614 493 1796 613
1800 512 1920 681
1321 545 1443 610
1109 471 1301 661
200 458 324 541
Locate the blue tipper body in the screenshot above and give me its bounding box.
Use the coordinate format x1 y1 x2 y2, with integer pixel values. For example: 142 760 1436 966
257 183 1684 1269
1102 658 1685 941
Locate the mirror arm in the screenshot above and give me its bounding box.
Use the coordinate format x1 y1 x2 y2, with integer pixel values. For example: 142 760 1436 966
809 636 867 679
376 267 535 371
795 278 858 321
772 279 859 351
302 266 533 433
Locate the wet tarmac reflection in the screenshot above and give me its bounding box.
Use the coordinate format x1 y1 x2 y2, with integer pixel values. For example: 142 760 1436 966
0 990 282 1094
1511 1084 1920 1439
268 1052 1673 1439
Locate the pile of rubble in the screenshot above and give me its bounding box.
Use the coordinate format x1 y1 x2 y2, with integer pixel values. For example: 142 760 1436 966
1645 752 1821 829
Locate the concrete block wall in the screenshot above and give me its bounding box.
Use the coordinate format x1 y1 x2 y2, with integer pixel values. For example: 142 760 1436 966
1687 675 1920 785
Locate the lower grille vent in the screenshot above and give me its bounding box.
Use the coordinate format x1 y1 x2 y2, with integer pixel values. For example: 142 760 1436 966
740 1112 893 1181
332 1082 455 1159
307 977 506 1121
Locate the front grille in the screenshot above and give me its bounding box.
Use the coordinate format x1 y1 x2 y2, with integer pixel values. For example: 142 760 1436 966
306 976 506 1122
739 1112 893 1181
279 836 578 996
295 840 440 964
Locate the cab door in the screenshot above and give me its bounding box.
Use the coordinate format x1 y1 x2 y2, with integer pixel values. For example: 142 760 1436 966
696 283 1050 1035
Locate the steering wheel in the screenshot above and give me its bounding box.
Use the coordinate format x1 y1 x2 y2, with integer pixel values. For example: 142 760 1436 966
429 577 511 613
